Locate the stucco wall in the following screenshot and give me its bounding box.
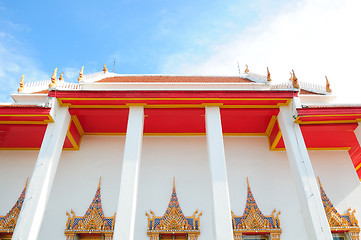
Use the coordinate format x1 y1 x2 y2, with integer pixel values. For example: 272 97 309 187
1 136 361 239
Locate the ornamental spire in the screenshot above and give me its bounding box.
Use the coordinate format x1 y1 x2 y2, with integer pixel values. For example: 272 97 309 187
325 76 332 93
78 66 84 82
49 68 58 88
242 177 266 219
103 64 108 73
163 177 185 220
291 69 300 89
267 67 272 82
245 64 249 74
18 74 25 92
59 72 64 81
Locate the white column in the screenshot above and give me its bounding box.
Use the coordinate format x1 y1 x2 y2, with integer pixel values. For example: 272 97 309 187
278 99 332 240
205 106 234 240
12 98 70 240
113 106 144 240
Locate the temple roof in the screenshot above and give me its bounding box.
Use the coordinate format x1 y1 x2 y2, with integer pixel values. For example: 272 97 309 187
97 75 252 83
11 66 331 96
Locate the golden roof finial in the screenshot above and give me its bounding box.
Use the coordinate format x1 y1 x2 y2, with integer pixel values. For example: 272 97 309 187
59 72 64 81
267 67 272 82
289 72 293 82
325 76 332 93
173 176 175 189
246 177 250 188
49 68 58 88
103 64 108 73
317 176 323 188
25 177 29 189
98 177 102 188
245 64 249 74
18 74 25 92
78 66 84 82
292 69 299 89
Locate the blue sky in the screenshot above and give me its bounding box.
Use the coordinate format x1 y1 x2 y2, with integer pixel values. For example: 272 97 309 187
1 0 360 102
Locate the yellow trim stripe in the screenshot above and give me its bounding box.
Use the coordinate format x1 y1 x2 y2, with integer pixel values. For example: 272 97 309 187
355 162 361 171
270 131 282 151
270 147 350 151
0 121 49 125
65 118 80 150
0 114 53 124
265 116 277 136
59 97 292 101
83 132 266 136
71 115 84 135
295 119 361 124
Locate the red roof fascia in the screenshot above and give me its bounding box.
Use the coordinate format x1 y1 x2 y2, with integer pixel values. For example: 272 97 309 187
0 106 51 115
297 107 361 116
49 90 298 99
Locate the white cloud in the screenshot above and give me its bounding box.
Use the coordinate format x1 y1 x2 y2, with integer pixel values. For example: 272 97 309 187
162 0 361 103
0 35 49 103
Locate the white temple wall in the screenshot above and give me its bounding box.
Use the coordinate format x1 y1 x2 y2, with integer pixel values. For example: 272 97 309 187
2 136 361 239
224 137 308 240
310 150 361 226
38 136 125 240
0 151 37 217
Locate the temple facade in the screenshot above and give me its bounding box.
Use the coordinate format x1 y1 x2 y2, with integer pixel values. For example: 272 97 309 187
1 66 361 240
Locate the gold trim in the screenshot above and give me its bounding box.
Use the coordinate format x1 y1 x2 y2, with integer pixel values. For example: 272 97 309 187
82 132 266 136
265 116 277 136
71 115 84 135
270 131 282 151
356 162 361 171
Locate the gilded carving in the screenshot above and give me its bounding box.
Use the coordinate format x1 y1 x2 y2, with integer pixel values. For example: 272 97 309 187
146 178 202 240
0 179 28 236
232 178 282 239
318 177 360 239
64 178 115 240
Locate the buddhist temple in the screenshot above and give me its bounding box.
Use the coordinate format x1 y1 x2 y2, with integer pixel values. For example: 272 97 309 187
1 65 361 240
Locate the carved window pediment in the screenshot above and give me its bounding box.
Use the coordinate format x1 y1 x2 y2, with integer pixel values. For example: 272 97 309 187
318 178 360 239
65 178 115 240
146 178 202 240
0 179 28 237
232 178 282 240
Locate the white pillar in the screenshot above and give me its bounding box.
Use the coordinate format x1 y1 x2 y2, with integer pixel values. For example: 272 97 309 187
278 99 332 240
205 106 234 240
12 98 70 240
113 106 144 240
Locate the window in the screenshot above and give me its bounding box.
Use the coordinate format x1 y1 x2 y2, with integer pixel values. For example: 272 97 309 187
332 233 349 240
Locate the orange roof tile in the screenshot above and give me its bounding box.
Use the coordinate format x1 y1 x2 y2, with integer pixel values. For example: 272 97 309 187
97 76 252 83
